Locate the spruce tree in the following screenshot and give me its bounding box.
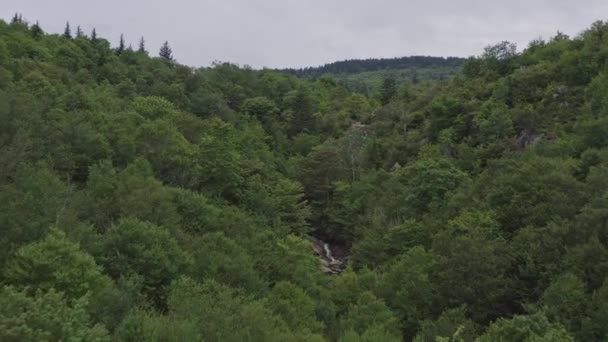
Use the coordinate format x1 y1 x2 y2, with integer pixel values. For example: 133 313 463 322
76 25 84 38
10 14 27 28
138 37 147 54
63 22 71 39
117 34 125 54
159 41 173 61
91 28 97 42
31 21 43 38
10 13 20 25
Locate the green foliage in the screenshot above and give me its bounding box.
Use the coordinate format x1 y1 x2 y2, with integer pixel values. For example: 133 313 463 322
394 149 469 217
380 77 397 105
378 247 439 337
2 16 608 341
433 236 514 323
281 56 464 96
470 154 584 233
158 41 173 61
161 277 323 341
0 165 75 265
414 307 478 342
299 142 345 201
4 228 112 300
98 219 191 304
0 286 109 341
339 291 400 337
80 159 180 230
339 325 402 342
476 312 573 342
187 232 266 294
540 273 588 338
267 281 324 334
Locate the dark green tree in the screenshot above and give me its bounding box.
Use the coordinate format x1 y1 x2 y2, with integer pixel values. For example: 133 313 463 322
98 218 192 304
0 287 109 341
117 33 125 54
138 36 146 53
477 312 573 341
159 41 173 61
4 229 112 300
380 76 397 105
10 13 21 25
63 21 72 39
75 25 84 38
31 21 43 38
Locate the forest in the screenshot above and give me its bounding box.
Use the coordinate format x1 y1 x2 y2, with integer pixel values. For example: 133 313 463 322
279 56 465 96
1 13 608 341
279 56 465 77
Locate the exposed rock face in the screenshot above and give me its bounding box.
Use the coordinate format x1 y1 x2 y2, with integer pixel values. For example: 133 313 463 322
310 236 348 274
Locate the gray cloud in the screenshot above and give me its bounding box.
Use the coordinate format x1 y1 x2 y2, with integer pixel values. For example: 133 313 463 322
2 0 607 68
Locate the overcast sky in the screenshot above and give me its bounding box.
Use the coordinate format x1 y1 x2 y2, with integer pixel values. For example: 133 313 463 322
2 0 607 68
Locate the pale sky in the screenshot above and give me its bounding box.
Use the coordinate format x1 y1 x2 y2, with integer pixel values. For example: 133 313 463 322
2 0 607 68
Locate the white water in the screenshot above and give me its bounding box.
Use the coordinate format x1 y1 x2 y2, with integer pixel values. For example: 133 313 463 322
323 243 337 263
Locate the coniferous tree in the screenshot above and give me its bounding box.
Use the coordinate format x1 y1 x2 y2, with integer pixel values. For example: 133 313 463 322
138 37 147 54
380 76 397 105
10 13 25 26
159 41 173 61
11 13 19 24
76 25 84 38
31 21 43 38
117 34 125 54
63 22 71 39
91 28 97 42
63 21 72 39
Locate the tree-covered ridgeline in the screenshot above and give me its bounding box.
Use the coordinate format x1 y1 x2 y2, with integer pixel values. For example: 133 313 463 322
2 14 608 341
279 56 465 96
279 56 465 77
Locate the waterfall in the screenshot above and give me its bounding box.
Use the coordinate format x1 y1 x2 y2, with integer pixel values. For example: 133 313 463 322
310 236 348 274
323 243 337 263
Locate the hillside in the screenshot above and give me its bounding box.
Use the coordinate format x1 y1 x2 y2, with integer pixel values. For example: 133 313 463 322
1 14 608 342
279 56 465 95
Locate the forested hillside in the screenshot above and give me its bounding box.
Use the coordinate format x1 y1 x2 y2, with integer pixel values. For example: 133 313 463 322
279 56 465 96
2 14 608 341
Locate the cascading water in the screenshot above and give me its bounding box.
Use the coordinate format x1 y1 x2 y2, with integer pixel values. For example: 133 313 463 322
310 237 347 274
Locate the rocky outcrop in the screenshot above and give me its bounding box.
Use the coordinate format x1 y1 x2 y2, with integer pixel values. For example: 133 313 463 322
310 236 348 274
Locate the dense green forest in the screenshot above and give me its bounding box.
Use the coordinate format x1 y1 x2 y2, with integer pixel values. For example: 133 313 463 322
2 13 608 341
279 56 465 96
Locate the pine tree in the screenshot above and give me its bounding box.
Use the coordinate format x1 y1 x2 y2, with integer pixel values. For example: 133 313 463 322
10 13 20 24
10 13 26 27
76 26 84 38
159 41 173 61
63 22 71 39
31 21 43 38
91 28 97 42
138 37 147 54
117 34 125 54
380 77 397 105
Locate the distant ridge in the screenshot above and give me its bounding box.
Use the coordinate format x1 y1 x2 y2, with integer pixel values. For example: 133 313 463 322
279 56 466 78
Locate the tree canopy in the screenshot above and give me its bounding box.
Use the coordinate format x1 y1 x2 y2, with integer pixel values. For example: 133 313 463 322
1 14 608 341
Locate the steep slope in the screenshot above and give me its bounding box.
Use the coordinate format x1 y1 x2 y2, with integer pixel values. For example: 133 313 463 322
2 13 608 342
